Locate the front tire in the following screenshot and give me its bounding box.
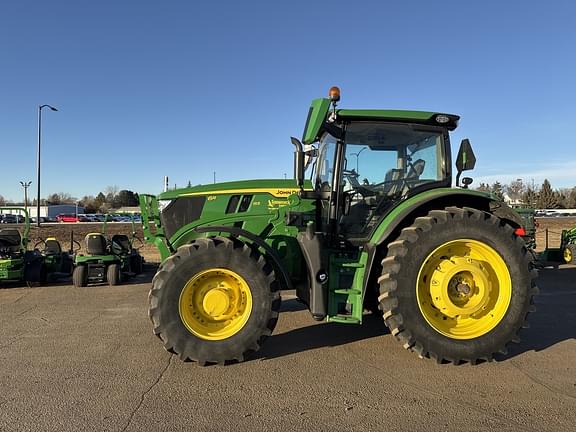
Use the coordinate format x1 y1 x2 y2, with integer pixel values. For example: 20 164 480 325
149 236 281 365
107 263 122 286
73 265 88 287
378 207 538 364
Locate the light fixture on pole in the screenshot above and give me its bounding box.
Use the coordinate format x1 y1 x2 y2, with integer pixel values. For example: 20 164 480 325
19 181 32 214
36 104 58 227
351 147 367 172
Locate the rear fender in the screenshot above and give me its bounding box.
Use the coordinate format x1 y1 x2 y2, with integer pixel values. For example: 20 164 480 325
369 189 522 248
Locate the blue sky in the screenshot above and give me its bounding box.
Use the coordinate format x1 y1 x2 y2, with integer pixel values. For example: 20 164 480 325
1 1 575 202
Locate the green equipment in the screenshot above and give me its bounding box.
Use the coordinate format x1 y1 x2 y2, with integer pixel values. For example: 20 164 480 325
33 236 74 280
512 207 536 250
140 87 537 365
0 208 45 286
72 215 144 287
539 224 576 264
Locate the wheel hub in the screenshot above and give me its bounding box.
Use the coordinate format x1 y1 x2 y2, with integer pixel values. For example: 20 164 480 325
417 239 512 339
202 289 230 317
179 268 253 341
429 258 491 319
564 247 573 263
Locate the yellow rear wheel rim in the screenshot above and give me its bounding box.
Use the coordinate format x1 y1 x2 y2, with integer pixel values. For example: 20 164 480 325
179 268 252 341
564 247 573 263
417 239 512 339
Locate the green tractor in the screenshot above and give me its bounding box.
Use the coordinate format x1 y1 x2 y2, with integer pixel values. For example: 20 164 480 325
72 215 144 287
539 224 576 265
140 87 537 365
0 208 71 286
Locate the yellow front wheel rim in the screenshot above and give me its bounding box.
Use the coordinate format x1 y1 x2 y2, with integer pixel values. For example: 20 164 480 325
417 239 512 339
179 268 253 341
564 247 573 263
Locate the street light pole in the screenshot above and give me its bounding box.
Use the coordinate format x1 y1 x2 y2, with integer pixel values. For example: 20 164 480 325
36 104 58 227
351 147 367 172
19 181 32 213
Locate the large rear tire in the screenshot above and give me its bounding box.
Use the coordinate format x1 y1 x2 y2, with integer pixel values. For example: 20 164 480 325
378 207 538 364
149 236 281 365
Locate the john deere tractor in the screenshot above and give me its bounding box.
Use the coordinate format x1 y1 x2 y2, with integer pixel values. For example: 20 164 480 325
140 87 537 365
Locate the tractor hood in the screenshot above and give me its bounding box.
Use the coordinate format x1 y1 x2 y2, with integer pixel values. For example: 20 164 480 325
158 179 313 200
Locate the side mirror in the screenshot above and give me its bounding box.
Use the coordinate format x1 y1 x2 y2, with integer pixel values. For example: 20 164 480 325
455 139 476 187
461 177 473 189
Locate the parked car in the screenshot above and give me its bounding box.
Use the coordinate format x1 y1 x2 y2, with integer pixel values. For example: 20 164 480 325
0 214 24 224
56 214 79 223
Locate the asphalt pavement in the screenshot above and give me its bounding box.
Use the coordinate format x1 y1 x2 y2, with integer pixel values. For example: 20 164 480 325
1 265 575 432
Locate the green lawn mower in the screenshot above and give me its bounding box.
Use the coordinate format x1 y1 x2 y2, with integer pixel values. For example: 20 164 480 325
72 216 144 287
539 224 576 265
0 208 47 287
33 236 74 280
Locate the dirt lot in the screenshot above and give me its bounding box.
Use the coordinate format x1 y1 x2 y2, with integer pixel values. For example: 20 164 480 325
26 223 161 263
535 217 576 251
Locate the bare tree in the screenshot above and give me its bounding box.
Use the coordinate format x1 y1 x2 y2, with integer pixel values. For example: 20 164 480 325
505 179 525 203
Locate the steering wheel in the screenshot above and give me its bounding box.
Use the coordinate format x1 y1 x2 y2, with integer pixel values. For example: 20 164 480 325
343 169 376 198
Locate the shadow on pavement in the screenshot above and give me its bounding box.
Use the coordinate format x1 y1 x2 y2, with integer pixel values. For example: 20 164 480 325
255 309 388 361
502 265 576 360
260 265 576 363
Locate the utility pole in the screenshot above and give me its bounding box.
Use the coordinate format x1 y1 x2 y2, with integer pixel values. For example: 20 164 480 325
20 181 32 213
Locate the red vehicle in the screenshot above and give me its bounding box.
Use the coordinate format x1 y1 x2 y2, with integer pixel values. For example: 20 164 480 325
56 214 79 223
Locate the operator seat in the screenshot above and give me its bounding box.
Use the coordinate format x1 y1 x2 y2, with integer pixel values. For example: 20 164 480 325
0 229 22 254
85 233 108 256
381 169 404 196
406 159 425 179
111 234 131 255
44 238 62 255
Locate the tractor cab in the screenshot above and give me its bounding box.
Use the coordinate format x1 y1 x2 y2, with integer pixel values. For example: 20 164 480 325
297 86 475 242
306 121 452 239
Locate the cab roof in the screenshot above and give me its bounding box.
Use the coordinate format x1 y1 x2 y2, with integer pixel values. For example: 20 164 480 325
302 98 460 144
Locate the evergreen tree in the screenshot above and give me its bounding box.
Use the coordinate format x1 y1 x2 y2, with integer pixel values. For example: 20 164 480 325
521 187 538 208
536 179 559 209
491 182 505 201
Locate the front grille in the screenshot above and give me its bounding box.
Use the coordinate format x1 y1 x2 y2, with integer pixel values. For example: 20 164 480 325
160 196 206 239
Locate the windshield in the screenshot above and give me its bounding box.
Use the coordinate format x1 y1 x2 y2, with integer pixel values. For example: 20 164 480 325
339 122 447 238
343 122 446 198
